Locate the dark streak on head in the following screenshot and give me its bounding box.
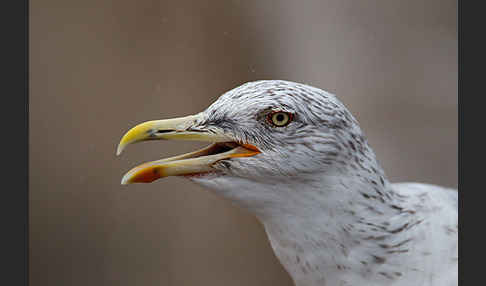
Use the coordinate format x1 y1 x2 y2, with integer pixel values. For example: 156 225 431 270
372 255 386 264
379 272 395 280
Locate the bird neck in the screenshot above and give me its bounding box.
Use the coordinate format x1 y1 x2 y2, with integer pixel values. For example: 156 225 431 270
254 169 418 286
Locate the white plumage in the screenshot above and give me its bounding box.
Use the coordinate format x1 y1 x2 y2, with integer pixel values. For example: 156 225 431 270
119 80 458 286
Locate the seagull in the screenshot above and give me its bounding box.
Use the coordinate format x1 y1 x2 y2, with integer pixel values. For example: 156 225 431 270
116 80 458 286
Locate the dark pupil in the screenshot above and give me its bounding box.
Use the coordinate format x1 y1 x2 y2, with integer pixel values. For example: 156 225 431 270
276 114 285 122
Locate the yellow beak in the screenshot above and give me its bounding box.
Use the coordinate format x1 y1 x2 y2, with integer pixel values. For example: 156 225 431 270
116 114 260 184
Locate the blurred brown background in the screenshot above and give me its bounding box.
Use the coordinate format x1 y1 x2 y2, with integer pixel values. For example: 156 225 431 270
30 0 457 285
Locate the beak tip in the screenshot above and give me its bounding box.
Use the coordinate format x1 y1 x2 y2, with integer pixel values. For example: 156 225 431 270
120 170 133 185
116 144 125 156
121 176 130 185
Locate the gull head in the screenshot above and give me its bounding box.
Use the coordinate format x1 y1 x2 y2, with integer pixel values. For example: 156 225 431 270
117 80 373 213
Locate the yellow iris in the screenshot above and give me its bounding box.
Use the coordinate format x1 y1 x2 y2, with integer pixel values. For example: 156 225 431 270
271 112 291 127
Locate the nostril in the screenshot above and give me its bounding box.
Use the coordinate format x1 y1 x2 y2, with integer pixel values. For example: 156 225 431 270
156 130 173 134
185 127 206 133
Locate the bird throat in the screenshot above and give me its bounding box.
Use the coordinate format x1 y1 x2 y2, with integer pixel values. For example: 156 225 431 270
245 173 408 286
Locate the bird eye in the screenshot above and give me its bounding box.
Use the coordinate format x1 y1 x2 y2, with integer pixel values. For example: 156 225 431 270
268 112 293 127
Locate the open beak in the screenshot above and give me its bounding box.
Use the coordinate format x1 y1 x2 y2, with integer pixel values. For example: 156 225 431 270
116 114 260 185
